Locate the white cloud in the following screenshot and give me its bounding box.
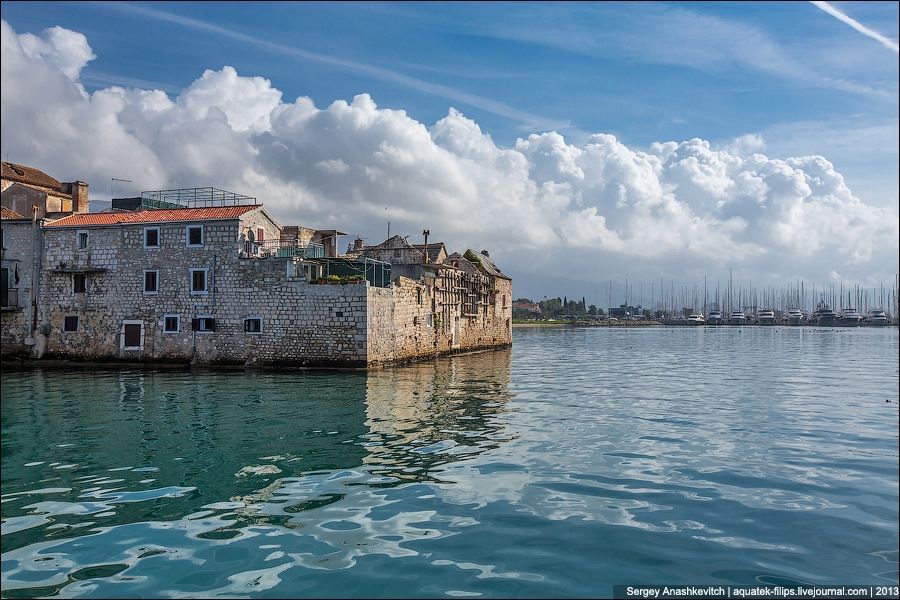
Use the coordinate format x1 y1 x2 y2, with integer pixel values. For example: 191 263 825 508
1 20 897 295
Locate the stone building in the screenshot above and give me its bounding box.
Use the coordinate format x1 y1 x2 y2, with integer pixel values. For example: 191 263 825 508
2 186 512 368
1 162 89 219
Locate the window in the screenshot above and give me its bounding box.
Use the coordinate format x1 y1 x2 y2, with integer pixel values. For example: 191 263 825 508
64 315 79 332
163 314 180 333
76 231 88 249
393 249 401 258
143 270 159 294
122 321 143 350
244 317 262 334
193 316 215 332
186 225 204 247
417 288 423 305
257 227 265 242
144 227 160 248
73 273 87 294
190 269 208 294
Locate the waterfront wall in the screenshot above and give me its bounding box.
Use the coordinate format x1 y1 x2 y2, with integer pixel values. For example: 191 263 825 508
6 211 512 368
0 220 39 356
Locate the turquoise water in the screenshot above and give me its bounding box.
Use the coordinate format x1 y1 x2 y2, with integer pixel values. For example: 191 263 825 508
2 327 898 598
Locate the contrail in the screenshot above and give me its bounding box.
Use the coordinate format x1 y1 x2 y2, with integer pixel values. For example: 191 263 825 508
810 1 899 53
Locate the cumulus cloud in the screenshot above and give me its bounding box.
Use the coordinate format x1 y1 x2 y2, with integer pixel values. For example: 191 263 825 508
1 20 897 294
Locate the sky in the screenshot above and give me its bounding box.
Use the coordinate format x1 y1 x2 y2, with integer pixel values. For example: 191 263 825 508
1 1 898 301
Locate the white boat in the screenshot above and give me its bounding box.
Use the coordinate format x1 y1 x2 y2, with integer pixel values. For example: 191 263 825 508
784 307 803 325
757 308 776 325
729 309 746 324
687 311 705 325
866 309 889 326
812 303 838 326
707 310 723 325
840 307 862 326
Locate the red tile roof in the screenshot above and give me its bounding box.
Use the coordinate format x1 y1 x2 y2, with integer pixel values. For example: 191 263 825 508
1 206 29 220
45 205 261 228
1 162 63 191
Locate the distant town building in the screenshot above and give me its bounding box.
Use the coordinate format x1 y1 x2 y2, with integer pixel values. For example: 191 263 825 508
512 300 541 313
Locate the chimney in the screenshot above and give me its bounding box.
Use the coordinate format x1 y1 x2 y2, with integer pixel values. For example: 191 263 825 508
353 238 365 251
481 249 489 257
71 181 89 213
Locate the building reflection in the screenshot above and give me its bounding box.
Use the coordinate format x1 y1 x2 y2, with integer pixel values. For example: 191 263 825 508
362 347 514 483
2 350 513 551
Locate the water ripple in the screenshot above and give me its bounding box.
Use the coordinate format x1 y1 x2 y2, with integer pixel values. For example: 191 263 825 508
1 327 897 597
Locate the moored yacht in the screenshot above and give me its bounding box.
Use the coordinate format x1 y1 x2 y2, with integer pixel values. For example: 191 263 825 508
866 309 889 326
729 309 746 325
812 303 838 326
687 311 705 325
757 308 776 325
840 307 862 326
784 307 803 325
707 310 723 325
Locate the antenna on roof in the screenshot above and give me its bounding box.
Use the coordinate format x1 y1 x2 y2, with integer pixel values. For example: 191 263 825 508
110 177 132 201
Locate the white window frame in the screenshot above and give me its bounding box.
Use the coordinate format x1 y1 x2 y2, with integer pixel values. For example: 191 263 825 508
143 269 159 295
186 225 204 247
195 314 215 334
244 316 263 335
162 314 180 333
76 230 89 250
121 320 144 351
189 268 209 295
144 226 161 249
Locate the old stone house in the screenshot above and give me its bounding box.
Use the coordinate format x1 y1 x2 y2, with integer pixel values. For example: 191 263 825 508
1 162 89 219
2 187 512 367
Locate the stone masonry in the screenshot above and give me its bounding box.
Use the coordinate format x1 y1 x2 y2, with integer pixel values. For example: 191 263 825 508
2 201 512 368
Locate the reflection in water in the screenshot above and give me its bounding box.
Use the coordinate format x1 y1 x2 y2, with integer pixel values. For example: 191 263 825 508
2 328 898 598
363 349 514 482
1 349 514 597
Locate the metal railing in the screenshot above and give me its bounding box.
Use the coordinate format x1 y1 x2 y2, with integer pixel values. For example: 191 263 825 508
1 287 19 309
141 187 257 209
240 240 325 259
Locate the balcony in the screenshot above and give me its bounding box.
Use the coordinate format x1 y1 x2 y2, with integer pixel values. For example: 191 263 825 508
1 287 19 311
240 240 325 259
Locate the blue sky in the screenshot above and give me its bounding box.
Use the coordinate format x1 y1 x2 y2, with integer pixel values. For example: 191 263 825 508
2 1 898 297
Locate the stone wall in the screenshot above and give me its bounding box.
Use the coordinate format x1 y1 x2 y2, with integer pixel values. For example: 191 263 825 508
0 220 39 355
5 208 511 368
37 215 370 366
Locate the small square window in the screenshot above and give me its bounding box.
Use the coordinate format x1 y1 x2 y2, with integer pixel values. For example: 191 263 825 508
193 316 215 332
187 225 203 247
63 315 79 332
244 317 262 334
190 269 208 294
144 227 160 248
77 231 88 249
163 315 180 333
73 273 87 294
144 270 159 294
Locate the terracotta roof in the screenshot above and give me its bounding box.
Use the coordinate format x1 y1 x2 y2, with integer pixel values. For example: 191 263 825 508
1 206 29 220
1 162 62 191
45 205 261 228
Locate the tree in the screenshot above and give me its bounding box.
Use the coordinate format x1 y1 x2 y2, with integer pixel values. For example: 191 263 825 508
588 304 598 315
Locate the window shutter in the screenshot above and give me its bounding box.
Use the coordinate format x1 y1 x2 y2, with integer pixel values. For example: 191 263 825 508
208 318 216 332
191 318 199 331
